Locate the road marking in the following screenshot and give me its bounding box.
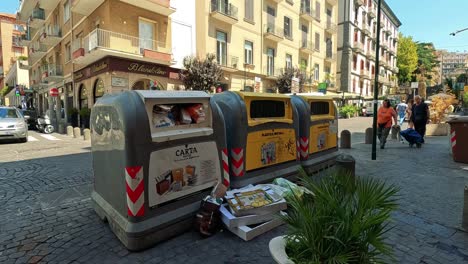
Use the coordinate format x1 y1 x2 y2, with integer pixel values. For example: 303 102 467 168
27 136 39 142
40 134 61 141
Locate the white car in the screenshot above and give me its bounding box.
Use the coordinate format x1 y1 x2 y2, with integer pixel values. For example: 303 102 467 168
0 107 28 143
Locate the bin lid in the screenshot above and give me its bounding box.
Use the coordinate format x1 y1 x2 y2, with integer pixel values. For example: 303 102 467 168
299 95 335 101
235 91 291 100
447 116 468 123
135 90 210 99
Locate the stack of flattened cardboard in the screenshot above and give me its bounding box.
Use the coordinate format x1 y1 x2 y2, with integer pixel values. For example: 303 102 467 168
221 185 287 241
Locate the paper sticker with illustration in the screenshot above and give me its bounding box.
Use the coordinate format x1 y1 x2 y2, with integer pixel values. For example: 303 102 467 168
148 141 220 207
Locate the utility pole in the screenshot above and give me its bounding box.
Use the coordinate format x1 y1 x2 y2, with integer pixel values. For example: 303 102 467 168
371 0 382 160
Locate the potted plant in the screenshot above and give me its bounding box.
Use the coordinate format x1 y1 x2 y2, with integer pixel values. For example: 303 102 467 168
270 171 399 264
426 93 456 136
339 105 357 119
68 107 79 127
79 107 91 129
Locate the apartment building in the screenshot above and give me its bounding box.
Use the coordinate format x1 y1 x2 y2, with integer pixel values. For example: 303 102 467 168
195 0 339 93
0 13 29 106
439 51 468 79
17 0 178 120
337 0 401 97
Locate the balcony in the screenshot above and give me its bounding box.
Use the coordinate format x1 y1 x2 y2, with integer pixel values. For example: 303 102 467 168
40 25 62 47
325 52 336 63
325 19 337 34
72 0 106 16
210 0 238 25
119 0 175 16
29 8 46 29
18 60 31 70
73 28 173 66
352 41 364 54
40 64 64 83
380 42 388 50
361 24 372 36
300 6 314 22
366 49 376 60
264 24 284 42
355 0 364 7
263 66 282 80
218 55 239 73
368 8 376 18
380 21 385 29
39 0 62 10
20 30 32 46
299 40 314 54
29 43 48 64
393 67 399 73
360 69 370 80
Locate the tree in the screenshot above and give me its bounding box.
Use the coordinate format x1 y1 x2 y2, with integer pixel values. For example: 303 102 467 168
414 42 438 98
396 33 418 85
179 53 223 91
276 67 305 94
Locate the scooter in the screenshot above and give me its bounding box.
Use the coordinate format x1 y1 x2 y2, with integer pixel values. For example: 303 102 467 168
36 114 54 134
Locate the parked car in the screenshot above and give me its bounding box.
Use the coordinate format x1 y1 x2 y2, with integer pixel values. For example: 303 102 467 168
22 108 38 130
363 101 382 116
0 106 28 143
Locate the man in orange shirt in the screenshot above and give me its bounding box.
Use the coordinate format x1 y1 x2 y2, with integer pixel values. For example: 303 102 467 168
377 99 398 149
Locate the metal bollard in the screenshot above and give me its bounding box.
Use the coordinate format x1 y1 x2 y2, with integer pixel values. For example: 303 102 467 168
340 130 351 149
73 127 81 138
335 154 355 179
83 129 91 141
391 126 398 140
67 126 74 137
463 186 468 230
365 128 373 144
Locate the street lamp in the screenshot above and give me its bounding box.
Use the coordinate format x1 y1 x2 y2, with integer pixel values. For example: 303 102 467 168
371 0 383 160
450 28 468 36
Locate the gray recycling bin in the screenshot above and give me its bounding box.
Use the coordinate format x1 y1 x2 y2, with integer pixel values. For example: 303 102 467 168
212 91 300 188
90 90 228 251
290 95 340 171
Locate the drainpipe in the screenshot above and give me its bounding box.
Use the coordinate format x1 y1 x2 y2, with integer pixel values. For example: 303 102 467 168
260 0 263 92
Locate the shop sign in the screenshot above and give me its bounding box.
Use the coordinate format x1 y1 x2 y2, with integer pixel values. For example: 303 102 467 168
127 63 167 76
91 61 108 73
318 82 327 94
111 77 129 87
148 142 220 207
49 88 59 97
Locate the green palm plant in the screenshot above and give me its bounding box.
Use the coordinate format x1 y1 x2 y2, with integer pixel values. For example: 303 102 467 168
283 170 399 264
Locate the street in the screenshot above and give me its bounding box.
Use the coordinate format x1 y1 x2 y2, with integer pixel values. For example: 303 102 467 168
1 119 468 263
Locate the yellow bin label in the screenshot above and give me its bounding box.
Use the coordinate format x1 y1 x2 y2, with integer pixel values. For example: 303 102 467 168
246 129 296 171
309 122 338 154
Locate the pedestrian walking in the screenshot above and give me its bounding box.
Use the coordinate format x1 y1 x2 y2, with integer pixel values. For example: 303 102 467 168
377 99 398 149
406 99 414 129
396 101 408 126
411 95 430 146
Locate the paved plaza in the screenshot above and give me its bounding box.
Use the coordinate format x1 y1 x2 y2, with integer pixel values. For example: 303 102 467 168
1 120 468 263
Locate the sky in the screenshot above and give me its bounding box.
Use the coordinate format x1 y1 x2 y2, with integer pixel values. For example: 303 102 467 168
1 0 468 52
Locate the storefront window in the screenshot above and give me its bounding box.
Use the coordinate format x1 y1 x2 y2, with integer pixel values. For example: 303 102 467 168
79 84 88 109
94 78 104 103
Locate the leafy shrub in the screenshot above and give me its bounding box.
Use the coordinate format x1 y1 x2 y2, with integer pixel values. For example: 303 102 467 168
283 171 399 264
339 105 358 117
429 94 456 123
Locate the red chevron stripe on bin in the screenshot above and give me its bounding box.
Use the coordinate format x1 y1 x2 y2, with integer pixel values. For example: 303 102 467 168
451 129 457 150
125 166 145 217
231 148 244 177
299 137 309 160
222 149 230 187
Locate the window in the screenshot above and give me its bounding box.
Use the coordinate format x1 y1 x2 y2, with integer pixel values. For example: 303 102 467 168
139 19 155 50
315 1 321 21
65 42 71 62
314 64 320 81
64 0 70 22
315 32 320 51
267 48 275 75
310 102 330 115
353 55 357 70
94 79 105 103
284 17 292 39
244 0 254 22
244 41 253 65
250 100 285 118
360 60 364 70
79 84 88 109
216 31 227 65
286 54 292 69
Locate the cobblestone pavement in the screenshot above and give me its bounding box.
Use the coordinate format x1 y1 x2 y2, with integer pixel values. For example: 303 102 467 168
1 121 468 263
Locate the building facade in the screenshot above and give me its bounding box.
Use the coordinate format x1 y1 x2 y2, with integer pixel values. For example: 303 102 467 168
195 0 339 93
337 0 400 98
17 0 179 123
439 50 468 79
0 13 29 106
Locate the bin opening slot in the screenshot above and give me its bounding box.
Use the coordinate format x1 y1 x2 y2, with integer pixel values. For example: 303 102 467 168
250 100 285 118
152 103 207 128
310 102 330 115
